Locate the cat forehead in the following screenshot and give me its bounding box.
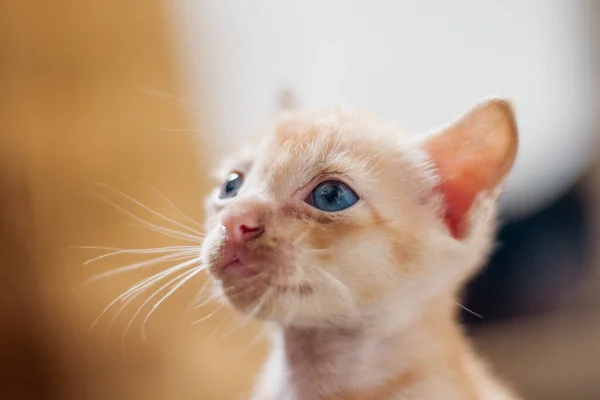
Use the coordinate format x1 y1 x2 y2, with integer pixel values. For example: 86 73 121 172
216 109 417 198
257 111 398 189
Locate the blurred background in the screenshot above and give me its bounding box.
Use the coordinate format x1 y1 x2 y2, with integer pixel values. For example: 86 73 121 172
1 1 599 399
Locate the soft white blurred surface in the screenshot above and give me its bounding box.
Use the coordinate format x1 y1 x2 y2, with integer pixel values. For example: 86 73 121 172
173 1 600 220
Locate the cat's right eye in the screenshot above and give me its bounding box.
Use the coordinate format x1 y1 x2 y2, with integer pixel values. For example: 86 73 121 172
219 172 244 199
306 180 359 212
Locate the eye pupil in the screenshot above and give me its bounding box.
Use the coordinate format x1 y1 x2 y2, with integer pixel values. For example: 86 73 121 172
319 185 341 204
310 180 358 212
225 180 238 194
219 172 244 199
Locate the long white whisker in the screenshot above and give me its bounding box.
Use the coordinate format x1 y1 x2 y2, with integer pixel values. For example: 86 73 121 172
105 264 197 337
203 313 234 344
94 194 202 243
220 317 241 339
96 183 202 236
77 245 122 251
192 291 218 310
124 222 201 243
191 303 224 325
148 185 204 230
245 287 274 321
91 290 135 333
122 259 202 340
141 264 205 340
186 279 213 315
89 255 198 331
83 245 199 265
455 301 483 319
85 251 195 284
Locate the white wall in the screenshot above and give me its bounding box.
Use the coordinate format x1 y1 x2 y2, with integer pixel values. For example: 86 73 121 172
173 1 600 220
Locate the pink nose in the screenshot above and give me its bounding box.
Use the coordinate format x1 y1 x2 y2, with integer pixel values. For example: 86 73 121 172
220 205 265 243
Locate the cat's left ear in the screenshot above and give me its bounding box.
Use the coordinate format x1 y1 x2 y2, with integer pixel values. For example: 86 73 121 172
418 99 519 239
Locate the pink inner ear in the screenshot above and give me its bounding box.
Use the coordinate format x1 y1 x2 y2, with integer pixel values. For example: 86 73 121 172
437 180 473 239
424 99 518 239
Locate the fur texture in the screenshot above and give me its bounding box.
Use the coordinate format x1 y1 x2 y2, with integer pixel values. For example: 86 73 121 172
201 99 520 399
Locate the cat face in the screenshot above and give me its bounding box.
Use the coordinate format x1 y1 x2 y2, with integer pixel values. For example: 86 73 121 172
201 101 518 328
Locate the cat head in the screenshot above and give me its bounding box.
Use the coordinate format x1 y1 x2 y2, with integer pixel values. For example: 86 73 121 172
201 99 518 328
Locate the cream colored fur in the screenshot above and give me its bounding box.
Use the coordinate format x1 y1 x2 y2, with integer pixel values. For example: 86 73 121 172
201 100 520 399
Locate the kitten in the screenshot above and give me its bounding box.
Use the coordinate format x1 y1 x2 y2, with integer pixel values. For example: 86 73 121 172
201 99 520 400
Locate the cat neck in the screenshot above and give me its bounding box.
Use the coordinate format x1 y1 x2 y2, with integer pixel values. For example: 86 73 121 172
275 296 478 399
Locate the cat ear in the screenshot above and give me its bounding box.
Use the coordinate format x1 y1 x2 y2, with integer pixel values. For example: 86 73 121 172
420 99 518 239
275 87 299 113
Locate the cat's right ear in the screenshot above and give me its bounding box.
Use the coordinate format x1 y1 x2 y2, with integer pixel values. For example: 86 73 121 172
275 88 299 113
417 99 519 239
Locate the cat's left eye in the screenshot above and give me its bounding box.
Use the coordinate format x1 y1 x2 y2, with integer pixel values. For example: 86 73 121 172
219 172 244 199
307 180 359 212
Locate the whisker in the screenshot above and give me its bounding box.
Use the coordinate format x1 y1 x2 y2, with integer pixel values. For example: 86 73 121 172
77 245 122 251
83 245 199 265
120 260 202 340
147 185 204 230
85 251 196 285
125 222 202 243
141 263 205 340
191 291 220 311
186 279 214 315
96 183 202 236
94 193 202 243
203 313 234 344
455 301 483 319
191 272 271 325
191 303 225 325
219 317 241 339
245 286 274 321
90 255 199 331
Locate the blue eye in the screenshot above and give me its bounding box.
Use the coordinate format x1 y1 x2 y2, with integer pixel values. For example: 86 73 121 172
219 172 244 199
308 180 359 212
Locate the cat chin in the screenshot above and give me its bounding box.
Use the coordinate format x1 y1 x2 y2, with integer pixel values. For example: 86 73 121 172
210 277 364 327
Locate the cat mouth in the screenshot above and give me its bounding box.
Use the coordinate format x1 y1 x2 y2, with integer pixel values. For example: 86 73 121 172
211 255 313 297
221 258 259 279
211 245 262 280
209 242 313 298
